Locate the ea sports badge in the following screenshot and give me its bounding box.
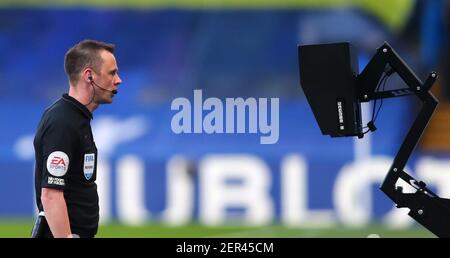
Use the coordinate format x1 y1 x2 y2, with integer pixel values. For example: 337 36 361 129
47 151 69 177
83 153 95 180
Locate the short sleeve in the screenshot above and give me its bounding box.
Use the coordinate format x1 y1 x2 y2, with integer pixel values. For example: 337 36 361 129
40 119 76 190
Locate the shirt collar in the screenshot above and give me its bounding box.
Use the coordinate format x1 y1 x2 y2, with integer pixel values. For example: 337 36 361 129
62 93 93 120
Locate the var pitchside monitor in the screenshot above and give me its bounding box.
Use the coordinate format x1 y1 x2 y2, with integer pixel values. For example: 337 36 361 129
298 42 363 138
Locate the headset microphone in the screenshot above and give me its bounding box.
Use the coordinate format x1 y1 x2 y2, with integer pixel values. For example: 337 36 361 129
89 76 118 94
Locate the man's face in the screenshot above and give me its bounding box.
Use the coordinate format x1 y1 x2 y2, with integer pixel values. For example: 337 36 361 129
93 50 122 104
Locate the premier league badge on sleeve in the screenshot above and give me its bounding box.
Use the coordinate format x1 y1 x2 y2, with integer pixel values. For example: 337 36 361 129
83 153 95 180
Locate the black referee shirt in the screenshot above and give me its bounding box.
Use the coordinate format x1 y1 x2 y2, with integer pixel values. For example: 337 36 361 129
34 93 99 237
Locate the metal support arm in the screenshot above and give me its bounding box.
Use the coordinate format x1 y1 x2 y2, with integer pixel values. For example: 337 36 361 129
358 42 450 238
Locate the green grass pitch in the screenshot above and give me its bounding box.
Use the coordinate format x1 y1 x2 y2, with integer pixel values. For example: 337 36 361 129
0 218 435 238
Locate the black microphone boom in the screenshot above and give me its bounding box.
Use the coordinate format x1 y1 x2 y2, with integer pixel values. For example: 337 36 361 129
91 80 117 94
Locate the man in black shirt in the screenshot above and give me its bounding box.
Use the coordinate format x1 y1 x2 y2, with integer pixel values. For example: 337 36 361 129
32 39 122 238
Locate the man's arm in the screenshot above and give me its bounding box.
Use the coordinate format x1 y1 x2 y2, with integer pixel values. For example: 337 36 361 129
41 187 72 238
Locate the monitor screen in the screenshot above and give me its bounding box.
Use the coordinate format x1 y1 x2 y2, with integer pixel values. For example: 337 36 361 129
298 42 363 137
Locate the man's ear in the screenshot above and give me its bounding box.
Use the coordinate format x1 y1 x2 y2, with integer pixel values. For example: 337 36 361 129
82 68 93 83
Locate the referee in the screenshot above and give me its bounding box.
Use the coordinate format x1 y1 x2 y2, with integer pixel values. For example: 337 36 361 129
31 40 122 238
